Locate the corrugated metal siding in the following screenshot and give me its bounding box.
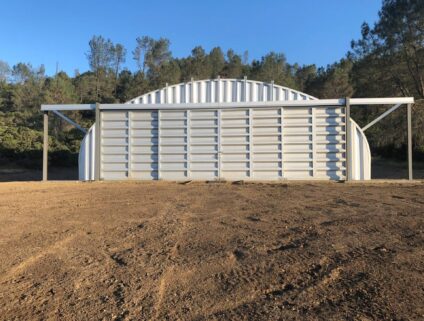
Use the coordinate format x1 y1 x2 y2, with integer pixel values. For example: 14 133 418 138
93 79 352 180
78 125 96 180
100 111 129 180
100 106 346 181
131 111 158 180
127 79 315 105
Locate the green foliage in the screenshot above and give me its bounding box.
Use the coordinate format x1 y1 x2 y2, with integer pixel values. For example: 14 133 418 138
250 52 297 89
0 111 80 168
305 59 354 98
349 0 424 158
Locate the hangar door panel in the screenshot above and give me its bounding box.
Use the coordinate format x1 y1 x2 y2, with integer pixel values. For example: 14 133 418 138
100 111 129 180
99 106 346 180
130 111 159 180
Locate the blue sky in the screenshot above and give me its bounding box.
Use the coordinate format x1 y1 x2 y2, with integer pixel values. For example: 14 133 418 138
0 0 381 76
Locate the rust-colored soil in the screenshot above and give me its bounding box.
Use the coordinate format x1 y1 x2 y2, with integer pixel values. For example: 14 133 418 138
0 181 423 320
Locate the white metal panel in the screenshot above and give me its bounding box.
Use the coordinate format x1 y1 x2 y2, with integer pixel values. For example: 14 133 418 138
190 109 219 180
79 79 371 181
159 110 187 180
118 104 348 181
251 108 282 179
314 106 345 180
349 120 371 180
128 79 316 105
100 111 128 180
130 110 159 180
78 124 95 181
220 109 250 180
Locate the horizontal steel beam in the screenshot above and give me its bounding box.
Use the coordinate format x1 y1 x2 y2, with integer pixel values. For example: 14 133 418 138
349 97 414 105
100 98 416 110
41 97 415 112
100 99 347 110
41 104 95 111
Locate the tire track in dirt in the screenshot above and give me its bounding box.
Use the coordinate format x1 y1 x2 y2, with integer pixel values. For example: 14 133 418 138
107 199 182 319
99 189 195 320
0 182 423 320
153 266 175 320
0 233 80 283
150 191 196 320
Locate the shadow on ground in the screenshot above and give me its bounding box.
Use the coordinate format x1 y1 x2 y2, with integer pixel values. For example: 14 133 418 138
0 158 423 182
372 158 424 179
0 167 78 182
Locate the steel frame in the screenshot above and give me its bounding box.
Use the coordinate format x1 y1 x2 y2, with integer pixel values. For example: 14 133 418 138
41 96 415 181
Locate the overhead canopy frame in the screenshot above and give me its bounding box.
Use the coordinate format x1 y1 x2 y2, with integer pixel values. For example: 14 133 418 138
41 96 415 181
41 97 414 111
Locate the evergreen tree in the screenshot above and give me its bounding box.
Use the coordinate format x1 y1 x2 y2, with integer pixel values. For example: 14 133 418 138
86 35 115 100
249 52 296 88
209 47 225 78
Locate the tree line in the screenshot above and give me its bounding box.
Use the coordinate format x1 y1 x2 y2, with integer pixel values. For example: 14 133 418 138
0 0 423 168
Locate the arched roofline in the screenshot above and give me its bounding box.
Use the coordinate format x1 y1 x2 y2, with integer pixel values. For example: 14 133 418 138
126 78 318 104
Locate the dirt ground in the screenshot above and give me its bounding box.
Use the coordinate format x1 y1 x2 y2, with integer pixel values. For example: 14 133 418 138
0 181 423 321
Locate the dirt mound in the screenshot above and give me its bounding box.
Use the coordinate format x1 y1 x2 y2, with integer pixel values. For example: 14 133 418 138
0 181 423 320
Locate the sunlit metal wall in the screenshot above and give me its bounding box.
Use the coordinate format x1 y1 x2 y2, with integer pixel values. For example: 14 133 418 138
95 79 350 180
127 78 315 104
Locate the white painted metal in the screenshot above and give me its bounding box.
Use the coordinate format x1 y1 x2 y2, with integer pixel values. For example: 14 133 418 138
131 110 159 180
52 110 87 133
78 79 372 181
78 124 96 180
41 104 95 111
127 79 315 105
99 110 129 180
349 97 414 105
41 97 414 111
350 120 371 180
101 100 339 110
362 104 402 132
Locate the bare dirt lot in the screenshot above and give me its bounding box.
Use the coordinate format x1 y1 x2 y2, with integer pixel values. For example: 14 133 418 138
0 181 423 320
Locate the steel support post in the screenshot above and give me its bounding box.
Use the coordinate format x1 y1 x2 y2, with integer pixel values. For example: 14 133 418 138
407 103 413 180
42 111 49 181
95 103 101 180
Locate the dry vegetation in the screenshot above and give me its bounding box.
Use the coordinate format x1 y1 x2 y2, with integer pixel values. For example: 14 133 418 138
0 181 423 320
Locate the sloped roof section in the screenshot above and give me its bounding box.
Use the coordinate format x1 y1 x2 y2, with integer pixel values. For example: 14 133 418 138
126 78 317 104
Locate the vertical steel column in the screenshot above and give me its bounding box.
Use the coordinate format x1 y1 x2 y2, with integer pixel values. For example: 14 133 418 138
407 103 413 180
127 111 132 179
248 108 253 178
217 109 222 180
345 97 351 181
217 77 221 180
42 111 48 181
311 107 317 178
280 107 284 179
94 102 101 180
186 110 191 179
157 110 161 180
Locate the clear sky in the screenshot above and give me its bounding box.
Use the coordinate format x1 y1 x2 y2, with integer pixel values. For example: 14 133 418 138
0 0 382 76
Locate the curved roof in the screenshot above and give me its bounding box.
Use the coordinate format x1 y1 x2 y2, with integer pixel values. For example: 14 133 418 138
126 78 317 105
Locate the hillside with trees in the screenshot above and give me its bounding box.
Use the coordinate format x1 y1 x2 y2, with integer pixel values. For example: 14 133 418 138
0 0 423 169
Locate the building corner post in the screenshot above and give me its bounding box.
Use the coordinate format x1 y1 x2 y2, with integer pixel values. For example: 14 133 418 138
345 97 351 181
94 102 101 181
407 103 413 180
42 111 49 181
